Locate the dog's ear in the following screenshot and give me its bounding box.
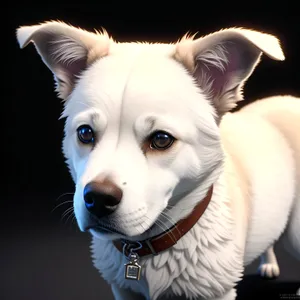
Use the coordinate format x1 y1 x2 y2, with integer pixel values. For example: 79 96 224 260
174 28 285 117
16 21 111 99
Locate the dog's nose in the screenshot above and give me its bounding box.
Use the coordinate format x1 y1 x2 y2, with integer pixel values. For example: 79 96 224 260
83 178 123 218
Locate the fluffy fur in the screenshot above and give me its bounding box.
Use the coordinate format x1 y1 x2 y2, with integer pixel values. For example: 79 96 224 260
17 21 300 300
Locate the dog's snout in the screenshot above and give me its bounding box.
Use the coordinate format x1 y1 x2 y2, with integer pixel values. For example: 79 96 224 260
83 178 123 218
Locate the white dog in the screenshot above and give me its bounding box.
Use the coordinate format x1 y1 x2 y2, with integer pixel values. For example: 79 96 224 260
17 21 300 300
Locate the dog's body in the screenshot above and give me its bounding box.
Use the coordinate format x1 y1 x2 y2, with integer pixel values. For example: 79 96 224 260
17 22 300 300
91 95 300 300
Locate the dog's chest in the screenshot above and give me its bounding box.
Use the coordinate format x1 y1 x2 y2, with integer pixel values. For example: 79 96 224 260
91 198 243 300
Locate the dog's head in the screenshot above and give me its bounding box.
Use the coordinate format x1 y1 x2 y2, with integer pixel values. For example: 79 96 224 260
17 21 284 240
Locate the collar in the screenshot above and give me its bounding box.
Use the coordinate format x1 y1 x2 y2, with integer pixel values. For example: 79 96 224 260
113 185 213 257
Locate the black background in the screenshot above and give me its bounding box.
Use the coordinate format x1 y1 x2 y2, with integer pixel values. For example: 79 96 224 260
3 3 300 300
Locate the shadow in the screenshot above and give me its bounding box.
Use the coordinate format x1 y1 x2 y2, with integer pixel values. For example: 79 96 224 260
237 275 300 300
156 276 300 300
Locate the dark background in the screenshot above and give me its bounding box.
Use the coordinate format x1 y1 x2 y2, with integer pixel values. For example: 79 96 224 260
3 3 300 300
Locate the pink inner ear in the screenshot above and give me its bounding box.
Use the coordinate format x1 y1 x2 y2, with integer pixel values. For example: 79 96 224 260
209 45 240 96
35 31 88 86
194 39 259 99
60 57 87 81
49 40 88 84
53 56 88 95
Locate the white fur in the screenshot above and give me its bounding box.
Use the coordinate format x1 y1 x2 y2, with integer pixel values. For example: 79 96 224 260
17 21 299 300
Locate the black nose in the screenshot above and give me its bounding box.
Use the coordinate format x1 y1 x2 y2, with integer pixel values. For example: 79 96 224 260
83 178 123 218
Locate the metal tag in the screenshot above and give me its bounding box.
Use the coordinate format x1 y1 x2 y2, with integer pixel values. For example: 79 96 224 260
124 253 141 280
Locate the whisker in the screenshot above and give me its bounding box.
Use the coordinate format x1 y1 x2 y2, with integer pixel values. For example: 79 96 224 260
154 217 178 244
141 206 186 242
143 215 177 245
140 216 156 235
159 211 182 240
137 218 148 236
61 207 74 222
54 192 74 202
61 206 74 218
65 211 75 225
147 206 180 234
51 200 73 213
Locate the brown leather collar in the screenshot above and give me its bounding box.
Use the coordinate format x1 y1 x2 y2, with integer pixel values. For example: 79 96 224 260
113 185 213 257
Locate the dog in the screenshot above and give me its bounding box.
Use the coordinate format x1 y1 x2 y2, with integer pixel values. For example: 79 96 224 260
16 21 300 300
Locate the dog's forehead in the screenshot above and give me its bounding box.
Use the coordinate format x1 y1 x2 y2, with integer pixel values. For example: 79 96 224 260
123 55 196 115
67 45 201 118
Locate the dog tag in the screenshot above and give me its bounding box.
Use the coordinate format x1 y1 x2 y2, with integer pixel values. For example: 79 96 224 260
124 253 141 280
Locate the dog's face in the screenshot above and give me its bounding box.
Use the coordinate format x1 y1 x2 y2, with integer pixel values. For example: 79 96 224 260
17 22 284 240
62 51 222 238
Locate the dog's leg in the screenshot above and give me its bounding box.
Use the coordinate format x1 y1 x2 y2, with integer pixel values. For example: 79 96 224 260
258 245 280 278
111 284 146 300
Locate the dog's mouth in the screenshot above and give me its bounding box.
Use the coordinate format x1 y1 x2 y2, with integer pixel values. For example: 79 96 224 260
83 209 167 240
85 222 125 236
84 218 158 240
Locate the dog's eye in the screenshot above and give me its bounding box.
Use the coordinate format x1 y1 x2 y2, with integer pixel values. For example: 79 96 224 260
150 131 174 150
77 125 95 144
